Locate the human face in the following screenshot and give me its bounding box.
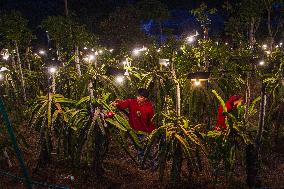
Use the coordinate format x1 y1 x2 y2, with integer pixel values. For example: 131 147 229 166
233 98 243 107
137 95 146 104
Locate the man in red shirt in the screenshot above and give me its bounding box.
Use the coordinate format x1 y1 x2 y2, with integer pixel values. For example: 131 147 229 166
215 95 243 130
112 88 156 168
112 88 155 133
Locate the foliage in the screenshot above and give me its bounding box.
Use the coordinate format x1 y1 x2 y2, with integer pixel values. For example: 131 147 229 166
0 11 33 47
1 2 284 187
136 0 169 21
99 5 151 50
223 0 265 42
191 2 216 40
204 90 260 185
42 16 97 53
143 110 206 184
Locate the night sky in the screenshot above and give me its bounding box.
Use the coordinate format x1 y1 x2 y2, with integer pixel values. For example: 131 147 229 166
0 0 228 48
0 0 225 30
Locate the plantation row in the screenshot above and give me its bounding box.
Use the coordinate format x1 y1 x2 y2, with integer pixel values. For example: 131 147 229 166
0 3 284 188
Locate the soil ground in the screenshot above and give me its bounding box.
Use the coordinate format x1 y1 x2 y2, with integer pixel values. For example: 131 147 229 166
1 126 284 189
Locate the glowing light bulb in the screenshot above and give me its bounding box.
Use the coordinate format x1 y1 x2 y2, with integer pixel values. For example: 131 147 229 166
262 44 267 50
133 49 140 56
39 50 46 55
116 76 124 83
186 36 195 43
259 61 265 66
0 74 3 80
159 59 170 67
194 79 201 86
3 54 9 60
132 46 147 56
0 67 9 72
89 54 95 61
186 31 199 44
48 67 57 74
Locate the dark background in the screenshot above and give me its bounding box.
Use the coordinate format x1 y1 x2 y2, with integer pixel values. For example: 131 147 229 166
0 0 226 36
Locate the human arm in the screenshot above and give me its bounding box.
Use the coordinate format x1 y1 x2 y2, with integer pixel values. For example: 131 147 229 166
111 99 132 110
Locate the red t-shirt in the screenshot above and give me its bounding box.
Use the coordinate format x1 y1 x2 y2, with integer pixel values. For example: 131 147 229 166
116 99 155 133
215 95 241 130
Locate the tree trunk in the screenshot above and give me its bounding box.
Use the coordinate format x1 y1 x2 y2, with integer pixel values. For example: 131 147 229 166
245 73 251 120
267 8 274 51
203 27 209 40
246 82 266 188
256 83 266 154
10 54 17 71
64 0 69 17
46 31 51 47
171 62 181 116
37 124 51 169
88 79 94 113
273 102 284 146
51 74 56 94
176 82 181 116
75 46 82 77
249 18 256 47
56 43 61 62
93 121 105 177
246 144 258 188
25 47 31 71
154 75 162 127
170 143 183 187
15 41 27 101
172 68 181 116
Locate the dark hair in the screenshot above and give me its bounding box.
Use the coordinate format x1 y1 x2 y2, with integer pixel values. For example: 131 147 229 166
138 88 149 98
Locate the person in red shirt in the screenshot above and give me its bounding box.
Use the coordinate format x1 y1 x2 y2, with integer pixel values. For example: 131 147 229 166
112 88 155 133
215 95 243 130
